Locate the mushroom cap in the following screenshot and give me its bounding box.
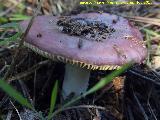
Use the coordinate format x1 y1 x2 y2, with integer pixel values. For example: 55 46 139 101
20 13 147 70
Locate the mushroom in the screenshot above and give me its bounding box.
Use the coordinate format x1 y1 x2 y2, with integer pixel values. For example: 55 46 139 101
20 13 147 98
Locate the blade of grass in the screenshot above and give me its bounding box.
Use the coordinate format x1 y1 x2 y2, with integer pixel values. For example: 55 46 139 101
48 80 58 120
48 62 132 119
0 22 22 33
0 22 19 28
0 79 33 110
0 17 8 23
142 28 160 37
0 32 22 45
9 14 31 21
0 22 22 45
83 62 132 96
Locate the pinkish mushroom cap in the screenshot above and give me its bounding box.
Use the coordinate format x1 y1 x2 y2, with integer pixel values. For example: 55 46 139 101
20 13 147 97
20 13 147 70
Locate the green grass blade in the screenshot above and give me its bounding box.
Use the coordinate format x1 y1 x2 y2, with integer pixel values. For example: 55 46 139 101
0 79 33 110
142 28 160 37
0 17 8 23
0 22 19 28
0 32 22 45
48 80 58 120
0 22 22 32
9 14 31 21
84 62 132 96
5 32 22 41
0 22 23 45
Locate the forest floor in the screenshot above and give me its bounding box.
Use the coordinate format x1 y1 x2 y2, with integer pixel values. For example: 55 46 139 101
0 0 160 120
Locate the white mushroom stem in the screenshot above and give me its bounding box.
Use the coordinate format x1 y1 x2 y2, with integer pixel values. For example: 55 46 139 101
62 64 90 99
